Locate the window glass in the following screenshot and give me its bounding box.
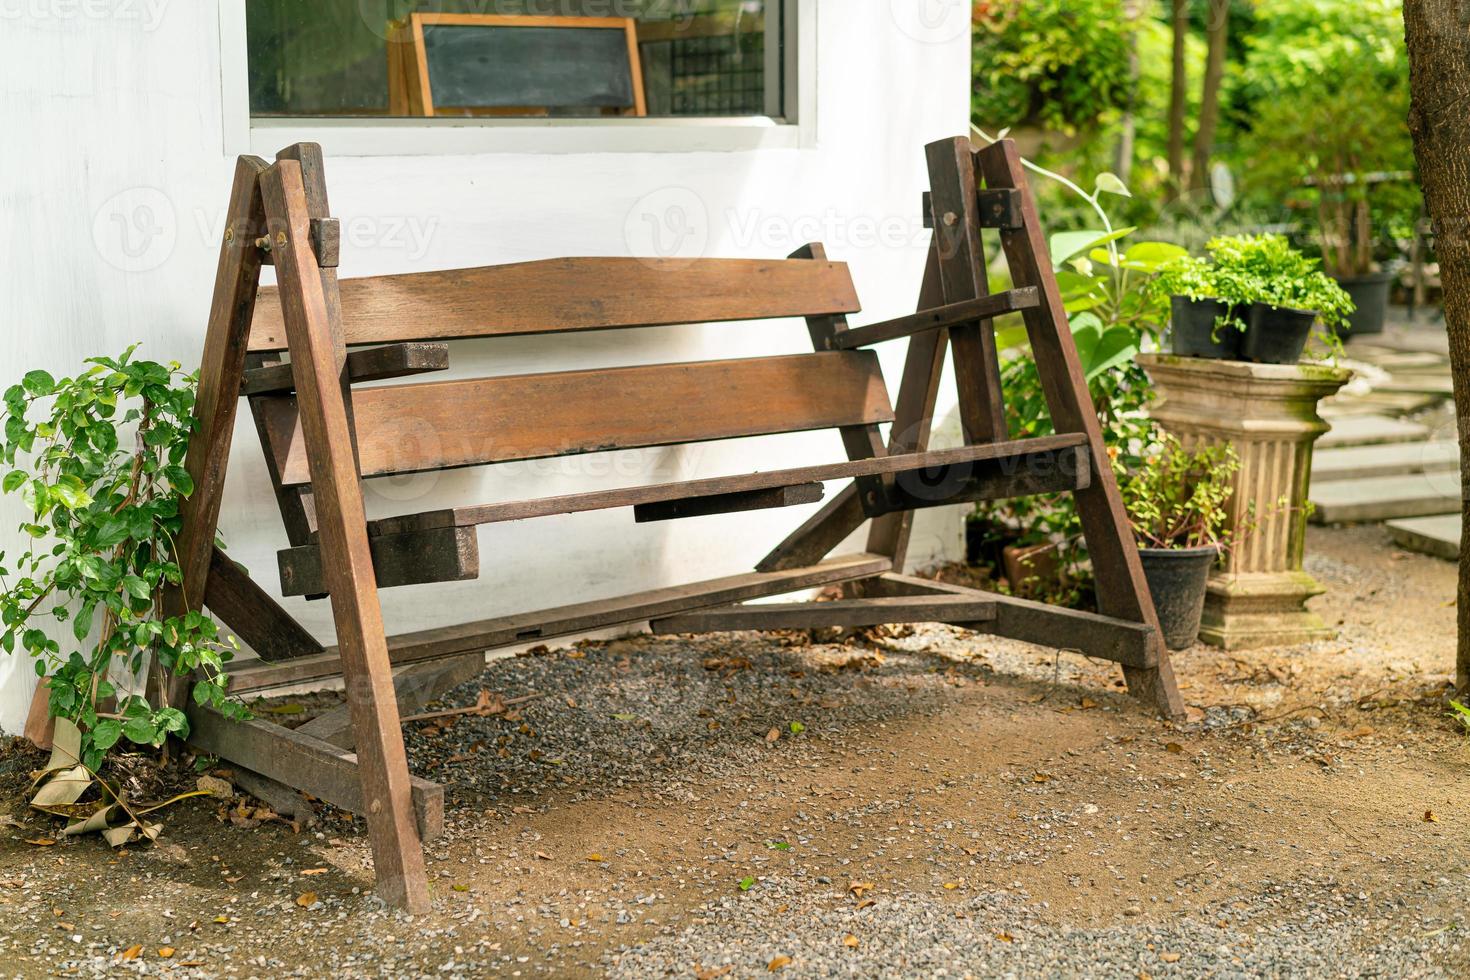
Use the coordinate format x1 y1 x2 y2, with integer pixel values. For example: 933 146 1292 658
247 1 784 119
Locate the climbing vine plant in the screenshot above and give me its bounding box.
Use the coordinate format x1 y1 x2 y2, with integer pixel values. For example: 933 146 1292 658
1 347 246 771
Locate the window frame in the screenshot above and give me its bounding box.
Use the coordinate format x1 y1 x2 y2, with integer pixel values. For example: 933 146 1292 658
219 0 815 157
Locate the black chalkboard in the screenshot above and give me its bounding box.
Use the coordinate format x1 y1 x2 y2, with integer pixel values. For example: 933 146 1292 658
420 21 639 113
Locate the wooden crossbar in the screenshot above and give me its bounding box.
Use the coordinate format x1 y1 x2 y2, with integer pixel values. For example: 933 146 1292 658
261 351 894 484
174 136 1184 913
247 257 862 352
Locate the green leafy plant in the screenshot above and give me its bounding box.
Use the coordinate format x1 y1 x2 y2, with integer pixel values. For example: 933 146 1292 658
971 0 1137 135
1205 233 1354 329
1 347 246 772
1118 432 1239 551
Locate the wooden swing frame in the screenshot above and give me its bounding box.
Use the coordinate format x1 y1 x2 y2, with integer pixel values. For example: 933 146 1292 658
165 137 1183 911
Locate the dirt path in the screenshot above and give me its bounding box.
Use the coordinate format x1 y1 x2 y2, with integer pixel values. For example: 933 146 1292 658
0 525 1465 977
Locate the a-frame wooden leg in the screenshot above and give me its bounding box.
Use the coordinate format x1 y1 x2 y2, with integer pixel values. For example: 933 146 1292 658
758 235 952 573
975 139 1185 720
259 155 430 912
154 154 271 710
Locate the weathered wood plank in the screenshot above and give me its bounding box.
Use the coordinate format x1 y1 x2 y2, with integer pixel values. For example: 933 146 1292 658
298 653 485 749
241 342 449 396
361 435 1088 532
975 139 1182 718
225 552 892 693
278 526 479 598
831 288 1039 350
928 136 1008 444
261 154 430 912
881 446 1089 511
247 257 863 351
650 594 998 633
633 483 824 524
204 547 325 662
153 154 270 711
262 351 895 484
185 707 444 841
868 573 1157 669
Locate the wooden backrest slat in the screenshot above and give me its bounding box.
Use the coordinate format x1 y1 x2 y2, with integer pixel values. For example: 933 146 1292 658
248 257 861 352
261 351 894 485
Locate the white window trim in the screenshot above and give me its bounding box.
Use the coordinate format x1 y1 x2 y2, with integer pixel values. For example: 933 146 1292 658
218 0 816 157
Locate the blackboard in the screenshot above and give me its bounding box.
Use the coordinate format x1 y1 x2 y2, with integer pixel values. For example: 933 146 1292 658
399 14 646 117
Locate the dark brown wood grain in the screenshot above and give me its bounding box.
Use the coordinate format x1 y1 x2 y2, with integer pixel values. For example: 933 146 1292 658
261 351 895 484
204 548 324 662
927 137 1008 444
241 342 449 396
360 435 1086 531
260 154 430 912
154 155 271 711
974 139 1183 717
831 288 1039 350
225 552 892 693
633 483 824 523
185 706 444 841
247 257 862 351
277 526 479 597
649 594 998 633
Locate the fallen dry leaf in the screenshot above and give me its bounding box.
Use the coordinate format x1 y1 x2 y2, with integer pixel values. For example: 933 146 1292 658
767 955 792 971
1424 810 1440 823
843 934 859 948
1161 952 1182 963
765 727 781 743
943 882 960 890
856 898 876 909
1032 773 1051 784
694 966 732 980
24 838 55 847
1080 697 1098 710
534 851 553 861
118 944 143 961
848 881 874 899
300 867 328 876
295 892 317 908
995 932 1014 943
1165 742 1184 754
158 947 175 959
586 853 604 862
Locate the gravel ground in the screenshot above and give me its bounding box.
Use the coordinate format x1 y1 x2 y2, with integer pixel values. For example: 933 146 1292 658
0 524 1464 977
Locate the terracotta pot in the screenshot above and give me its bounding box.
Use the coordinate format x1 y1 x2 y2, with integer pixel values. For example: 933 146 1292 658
1003 542 1065 597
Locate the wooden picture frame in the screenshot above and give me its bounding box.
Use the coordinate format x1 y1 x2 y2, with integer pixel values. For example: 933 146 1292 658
388 13 647 118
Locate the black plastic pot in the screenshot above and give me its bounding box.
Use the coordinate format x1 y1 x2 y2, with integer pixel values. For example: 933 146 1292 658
1138 545 1218 650
1334 270 1393 338
1242 302 1317 364
1169 296 1242 359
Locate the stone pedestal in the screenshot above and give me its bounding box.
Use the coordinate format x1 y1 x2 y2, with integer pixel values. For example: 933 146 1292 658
1137 354 1352 650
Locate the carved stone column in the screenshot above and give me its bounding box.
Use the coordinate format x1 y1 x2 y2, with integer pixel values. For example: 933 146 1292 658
1137 354 1352 650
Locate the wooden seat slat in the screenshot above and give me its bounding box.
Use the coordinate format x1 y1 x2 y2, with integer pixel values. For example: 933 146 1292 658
247 257 862 352
262 351 894 485
363 434 1090 533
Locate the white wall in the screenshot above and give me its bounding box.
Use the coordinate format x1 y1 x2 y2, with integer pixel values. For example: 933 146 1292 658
0 1 973 732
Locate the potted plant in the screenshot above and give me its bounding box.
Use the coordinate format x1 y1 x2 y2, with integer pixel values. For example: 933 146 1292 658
1153 255 1243 360
1119 432 1238 650
1204 234 1353 365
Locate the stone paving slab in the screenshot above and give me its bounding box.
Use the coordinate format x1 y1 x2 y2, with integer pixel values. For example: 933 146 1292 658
1311 440 1459 483
1310 471 1460 524
1376 374 1455 396
1317 415 1431 449
1386 514 1461 561
1349 349 1450 370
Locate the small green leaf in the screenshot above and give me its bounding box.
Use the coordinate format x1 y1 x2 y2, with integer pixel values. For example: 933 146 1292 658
92 718 123 751
789 722 806 734
1093 171 1131 198
122 716 157 745
611 713 638 721
21 370 55 397
738 876 756 891
122 575 152 601
1 471 24 494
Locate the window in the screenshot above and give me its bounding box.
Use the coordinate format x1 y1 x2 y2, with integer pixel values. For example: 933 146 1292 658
245 1 789 122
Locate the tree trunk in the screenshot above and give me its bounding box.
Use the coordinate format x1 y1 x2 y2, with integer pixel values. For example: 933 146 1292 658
1167 0 1189 192
1114 0 1143 186
1403 0 1470 692
1191 0 1230 193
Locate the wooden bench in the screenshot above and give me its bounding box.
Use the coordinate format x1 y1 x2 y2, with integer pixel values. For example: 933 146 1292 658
164 137 1183 911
